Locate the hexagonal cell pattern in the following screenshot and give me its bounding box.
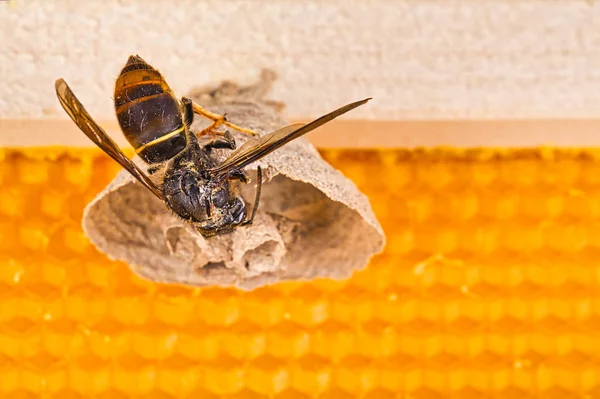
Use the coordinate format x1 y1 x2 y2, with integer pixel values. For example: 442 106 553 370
1 147 599 398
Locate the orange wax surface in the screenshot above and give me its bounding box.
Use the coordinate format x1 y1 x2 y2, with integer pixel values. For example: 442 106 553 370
1 147 599 398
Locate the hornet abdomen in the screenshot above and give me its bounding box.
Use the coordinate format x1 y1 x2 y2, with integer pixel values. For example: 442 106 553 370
114 55 187 164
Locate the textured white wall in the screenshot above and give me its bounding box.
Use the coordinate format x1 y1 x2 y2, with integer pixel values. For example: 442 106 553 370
2 0 600 124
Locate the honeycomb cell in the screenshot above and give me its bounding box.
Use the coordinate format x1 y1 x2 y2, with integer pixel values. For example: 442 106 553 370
386 228 416 255
0 187 28 218
18 220 50 253
113 353 156 395
87 319 131 360
82 259 119 290
332 356 379 394
42 319 86 359
416 161 454 190
15 155 50 185
112 295 152 327
219 321 266 360
467 161 498 188
0 256 27 286
500 159 539 188
130 321 179 360
289 355 331 396
59 155 94 188
285 286 330 327
175 322 220 361
69 355 112 396
239 287 287 327
244 355 290 395
58 223 93 256
501 224 544 253
355 320 398 358
64 284 111 325
310 322 355 361
151 290 195 327
194 289 241 326
372 294 415 326
202 356 246 396
264 321 308 359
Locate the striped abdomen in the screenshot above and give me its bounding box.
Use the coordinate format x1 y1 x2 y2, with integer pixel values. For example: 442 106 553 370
114 55 187 164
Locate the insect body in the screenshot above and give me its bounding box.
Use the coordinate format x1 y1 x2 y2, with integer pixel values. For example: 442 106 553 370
55 55 371 237
114 55 189 164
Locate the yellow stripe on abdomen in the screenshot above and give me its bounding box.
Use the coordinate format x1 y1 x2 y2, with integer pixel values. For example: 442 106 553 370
135 125 186 154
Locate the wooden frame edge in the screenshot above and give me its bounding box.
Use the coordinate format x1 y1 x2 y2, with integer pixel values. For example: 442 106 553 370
2 118 600 149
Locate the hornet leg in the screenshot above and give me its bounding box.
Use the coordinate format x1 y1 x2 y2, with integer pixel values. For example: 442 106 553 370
241 166 262 227
181 97 259 137
181 97 194 127
202 130 237 152
229 168 250 184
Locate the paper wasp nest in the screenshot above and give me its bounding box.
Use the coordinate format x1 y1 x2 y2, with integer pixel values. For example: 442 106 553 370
82 70 386 290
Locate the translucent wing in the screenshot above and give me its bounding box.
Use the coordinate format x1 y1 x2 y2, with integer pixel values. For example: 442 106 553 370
208 97 371 178
55 78 164 200
223 122 304 163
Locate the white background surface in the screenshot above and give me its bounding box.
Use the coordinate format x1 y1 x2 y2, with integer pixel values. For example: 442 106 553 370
3 0 600 122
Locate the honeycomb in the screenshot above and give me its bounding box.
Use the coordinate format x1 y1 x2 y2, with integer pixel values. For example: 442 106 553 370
1 146 600 398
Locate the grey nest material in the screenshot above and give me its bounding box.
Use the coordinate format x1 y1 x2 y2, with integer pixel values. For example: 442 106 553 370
82 69 386 290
